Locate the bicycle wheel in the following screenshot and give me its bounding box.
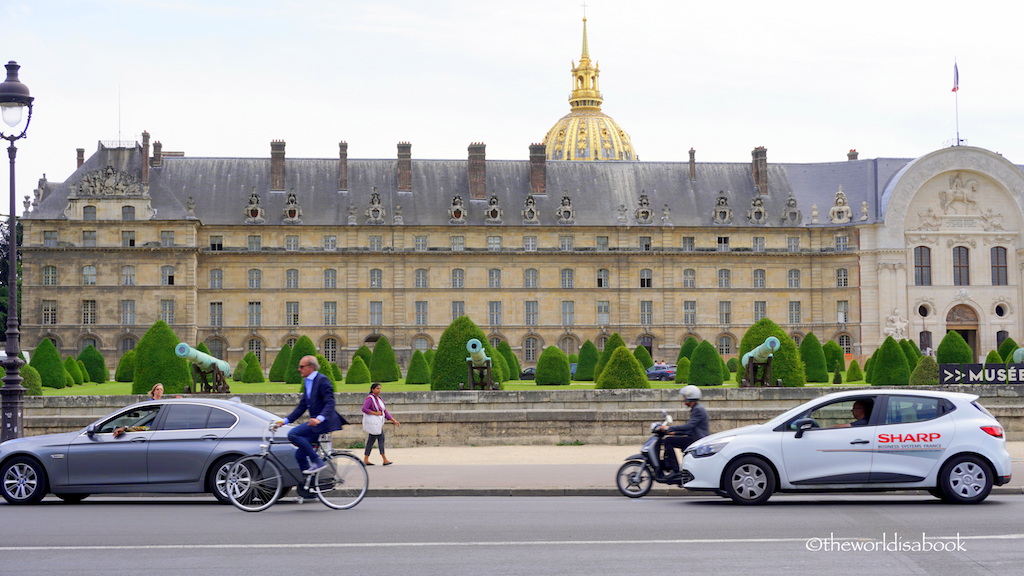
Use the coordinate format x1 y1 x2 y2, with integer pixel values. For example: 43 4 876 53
227 455 283 512
313 452 368 510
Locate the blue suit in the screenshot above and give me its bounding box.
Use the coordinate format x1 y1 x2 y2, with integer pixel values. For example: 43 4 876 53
284 371 344 470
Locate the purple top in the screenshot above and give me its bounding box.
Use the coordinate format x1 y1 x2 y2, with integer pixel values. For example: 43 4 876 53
362 394 393 421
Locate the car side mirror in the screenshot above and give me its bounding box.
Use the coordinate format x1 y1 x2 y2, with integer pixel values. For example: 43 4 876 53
793 418 816 439
85 424 98 437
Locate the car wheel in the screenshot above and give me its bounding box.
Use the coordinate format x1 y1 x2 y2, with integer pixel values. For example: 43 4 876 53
209 456 240 504
616 460 653 498
1 456 48 505
938 454 993 504
660 375 671 381
723 456 775 505
55 493 89 503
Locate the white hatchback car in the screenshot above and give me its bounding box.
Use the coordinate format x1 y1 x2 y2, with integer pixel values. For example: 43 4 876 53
681 389 1012 504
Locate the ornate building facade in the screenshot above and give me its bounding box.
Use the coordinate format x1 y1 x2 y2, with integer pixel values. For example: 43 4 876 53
17 20 1024 371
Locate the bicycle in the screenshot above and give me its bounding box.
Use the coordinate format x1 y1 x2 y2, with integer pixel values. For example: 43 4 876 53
227 421 368 512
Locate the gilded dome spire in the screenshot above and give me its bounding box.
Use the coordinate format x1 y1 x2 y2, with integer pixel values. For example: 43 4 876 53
543 15 636 161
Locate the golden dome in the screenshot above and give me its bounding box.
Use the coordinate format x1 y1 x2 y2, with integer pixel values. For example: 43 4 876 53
543 17 636 161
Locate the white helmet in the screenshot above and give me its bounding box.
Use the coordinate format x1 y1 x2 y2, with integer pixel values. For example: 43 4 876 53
679 385 702 401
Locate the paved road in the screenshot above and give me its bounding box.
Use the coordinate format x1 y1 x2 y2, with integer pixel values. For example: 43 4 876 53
3 495 1023 575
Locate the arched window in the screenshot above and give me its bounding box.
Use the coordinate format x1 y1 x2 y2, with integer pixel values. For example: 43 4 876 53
559 336 579 356
914 246 932 286
80 337 97 352
322 338 338 363
524 337 539 363
838 334 852 354
247 338 263 364
206 338 225 360
248 269 262 289
162 265 175 286
120 336 136 354
413 336 430 351
953 246 970 286
82 265 97 285
524 268 538 289
787 269 800 289
121 265 135 286
451 269 464 289
717 335 733 355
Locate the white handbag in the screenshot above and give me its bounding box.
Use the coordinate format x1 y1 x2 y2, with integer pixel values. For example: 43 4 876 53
362 395 385 435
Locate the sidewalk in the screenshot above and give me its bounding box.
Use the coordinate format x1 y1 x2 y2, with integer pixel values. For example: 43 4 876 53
361 442 1024 497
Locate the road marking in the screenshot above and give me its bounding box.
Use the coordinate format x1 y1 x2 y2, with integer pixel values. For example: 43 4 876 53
3 534 1024 551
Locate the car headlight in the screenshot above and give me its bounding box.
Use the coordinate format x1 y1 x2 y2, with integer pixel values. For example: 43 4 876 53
687 435 735 458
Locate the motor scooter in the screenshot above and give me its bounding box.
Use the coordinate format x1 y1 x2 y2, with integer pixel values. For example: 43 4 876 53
615 409 685 497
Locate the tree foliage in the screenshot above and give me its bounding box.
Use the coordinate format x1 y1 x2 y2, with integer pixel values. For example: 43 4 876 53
677 337 699 363
998 337 1019 362
64 356 84 386
430 316 500 390
596 346 650 389
21 362 42 396
354 345 373 371
496 341 521 382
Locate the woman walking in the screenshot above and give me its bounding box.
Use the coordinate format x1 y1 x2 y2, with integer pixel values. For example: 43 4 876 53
362 382 400 465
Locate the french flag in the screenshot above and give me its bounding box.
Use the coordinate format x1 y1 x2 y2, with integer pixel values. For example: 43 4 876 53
952 63 959 93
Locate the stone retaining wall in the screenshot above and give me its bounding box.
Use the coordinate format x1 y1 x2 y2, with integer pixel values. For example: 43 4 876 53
24 385 1024 446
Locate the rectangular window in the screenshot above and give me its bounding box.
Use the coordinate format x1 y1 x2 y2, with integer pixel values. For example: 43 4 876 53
43 230 58 247
160 299 174 324
560 269 574 289
717 236 730 252
753 269 765 289
323 269 337 289
596 236 609 251
488 301 502 325
83 300 98 325
683 301 696 325
953 246 970 286
719 301 731 324
43 266 57 286
83 231 97 247
718 269 730 288
369 269 383 289
369 301 383 326
120 300 135 325
450 236 465 251
787 237 800 252
451 301 465 321
369 235 383 251
248 302 262 327
640 270 652 288
640 300 652 325
681 237 695 252
414 235 428 251
754 301 767 322
752 236 765 252
560 235 574 251
210 269 223 289
323 302 337 326
122 231 136 247
286 302 299 326
248 269 261 289
121 266 135 286
835 235 849 251
286 269 299 289
914 246 932 286
488 236 502 251
82 266 97 286
523 236 537 251
838 300 849 323
788 301 802 324
285 235 299 251
991 246 1008 286
683 269 696 289
42 300 57 325
415 301 428 326
525 301 538 326
161 231 175 247
597 301 610 325
639 236 652 251
562 301 575 326
248 235 262 251
209 235 223 250
210 302 223 327
488 269 501 289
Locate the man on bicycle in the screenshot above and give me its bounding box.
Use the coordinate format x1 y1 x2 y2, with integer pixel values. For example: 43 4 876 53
273 356 345 474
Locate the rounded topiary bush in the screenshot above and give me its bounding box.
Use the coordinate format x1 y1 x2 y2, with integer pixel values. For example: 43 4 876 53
354 345 373 371
406 350 431 384
30 338 65 389
633 345 654 370
799 332 829 383
115 349 136 382
287 336 318 384
21 363 42 396
79 345 109 383
268 344 292 382
909 355 940 385
823 340 846 373
593 333 626 383
430 316 497 390
133 320 191 394
65 356 84 386
937 330 974 365
871 336 911 386
677 337 698 363
998 337 1019 362
240 351 265 383
674 356 691 383
984 349 1003 366
689 340 725 386
233 359 248 382
345 355 371 385
535 346 571 385
596 345 649 389
726 357 739 373
370 335 402 383
737 318 805 387
497 341 521 382
574 340 599 381
899 339 920 371
846 359 864 382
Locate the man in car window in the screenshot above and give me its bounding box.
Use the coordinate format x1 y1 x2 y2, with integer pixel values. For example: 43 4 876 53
833 399 872 428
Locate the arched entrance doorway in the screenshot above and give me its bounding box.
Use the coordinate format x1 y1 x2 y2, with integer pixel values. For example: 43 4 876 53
946 304 979 361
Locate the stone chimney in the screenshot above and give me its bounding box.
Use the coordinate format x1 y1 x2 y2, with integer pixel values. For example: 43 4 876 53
152 141 163 167
397 142 412 192
468 142 486 199
76 148 85 168
688 147 696 181
529 143 546 195
848 149 859 161
338 141 348 191
270 140 286 190
141 131 150 183
751 146 768 194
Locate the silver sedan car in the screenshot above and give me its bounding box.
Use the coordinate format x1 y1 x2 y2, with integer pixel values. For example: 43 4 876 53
0 397 305 504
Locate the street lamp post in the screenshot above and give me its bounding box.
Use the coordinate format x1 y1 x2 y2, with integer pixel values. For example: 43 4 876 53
0 61 34 442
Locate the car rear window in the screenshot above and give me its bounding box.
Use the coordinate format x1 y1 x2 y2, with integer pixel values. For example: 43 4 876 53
160 404 238 430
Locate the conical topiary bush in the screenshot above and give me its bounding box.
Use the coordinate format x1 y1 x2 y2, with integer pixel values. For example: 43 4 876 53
536 345 571 385
689 340 724 386
574 340 599 381
79 345 110 383
737 318 805 387
871 336 911 386
133 320 191 394
406 350 431 384
287 336 318 384
594 333 627 383
30 338 65 389
596 345 649 389
268 344 292 382
370 335 402 382
345 355 371 385
799 332 829 383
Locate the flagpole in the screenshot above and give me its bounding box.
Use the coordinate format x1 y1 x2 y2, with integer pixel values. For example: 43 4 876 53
952 61 961 146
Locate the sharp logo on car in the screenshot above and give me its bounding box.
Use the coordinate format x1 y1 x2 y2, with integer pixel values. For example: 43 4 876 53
878 433 941 443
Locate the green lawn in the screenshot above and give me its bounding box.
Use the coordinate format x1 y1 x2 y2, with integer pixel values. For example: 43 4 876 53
41 373 867 395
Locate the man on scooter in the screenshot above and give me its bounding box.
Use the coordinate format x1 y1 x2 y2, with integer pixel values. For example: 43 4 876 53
658 385 709 473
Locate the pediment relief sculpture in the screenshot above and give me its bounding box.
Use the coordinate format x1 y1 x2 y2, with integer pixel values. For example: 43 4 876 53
74 165 148 198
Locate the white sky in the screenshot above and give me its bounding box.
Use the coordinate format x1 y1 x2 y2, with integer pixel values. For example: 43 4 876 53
2 0 1022 216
